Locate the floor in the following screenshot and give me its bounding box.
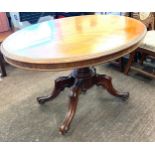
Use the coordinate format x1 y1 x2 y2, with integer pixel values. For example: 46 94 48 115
0 64 155 142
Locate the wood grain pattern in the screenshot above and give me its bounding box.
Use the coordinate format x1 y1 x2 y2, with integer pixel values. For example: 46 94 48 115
1 15 146 71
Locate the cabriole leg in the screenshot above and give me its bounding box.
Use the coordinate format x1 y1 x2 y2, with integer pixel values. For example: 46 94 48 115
37 76 75 104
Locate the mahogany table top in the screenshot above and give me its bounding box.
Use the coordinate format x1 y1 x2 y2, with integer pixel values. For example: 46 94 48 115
1 15 146 71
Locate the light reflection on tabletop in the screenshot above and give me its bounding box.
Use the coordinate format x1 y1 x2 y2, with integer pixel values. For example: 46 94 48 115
1 15 146 63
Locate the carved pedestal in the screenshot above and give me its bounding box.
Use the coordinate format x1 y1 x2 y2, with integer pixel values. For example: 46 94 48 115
37 67 129 135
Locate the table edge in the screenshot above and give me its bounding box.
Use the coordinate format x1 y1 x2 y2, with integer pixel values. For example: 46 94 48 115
4 42 141 71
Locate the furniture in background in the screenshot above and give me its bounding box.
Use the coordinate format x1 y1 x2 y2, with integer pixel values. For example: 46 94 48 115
124 12 155 78
0 12 10 33
19 12 55 24
0 31 13 77
55 12 94 18
9 12 94 30
9 12 55 30
1 15 146 134
0 49 6 77
0 12 13 77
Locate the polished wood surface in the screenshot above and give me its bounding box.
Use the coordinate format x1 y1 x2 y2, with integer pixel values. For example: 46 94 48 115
1 15 146 71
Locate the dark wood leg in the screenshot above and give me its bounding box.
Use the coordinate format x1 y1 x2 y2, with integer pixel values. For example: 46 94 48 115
0 52 7 77
38 67 129 134
95 74 129 100
140 53 147 65
124 52 136 75
59 80 81 135
37 76 75 104
120 57 125 72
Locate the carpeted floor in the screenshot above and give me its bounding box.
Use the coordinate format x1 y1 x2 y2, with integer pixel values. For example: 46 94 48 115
0 64 155 142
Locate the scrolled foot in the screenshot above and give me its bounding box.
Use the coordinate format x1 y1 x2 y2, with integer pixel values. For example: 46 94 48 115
59 80 81 135
96 74 130 100
37 96 50 105
119 92 129 100
37 76 75 105
59 125 70 135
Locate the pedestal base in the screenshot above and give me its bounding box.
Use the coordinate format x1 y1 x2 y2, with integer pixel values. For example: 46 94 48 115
37 67 129 135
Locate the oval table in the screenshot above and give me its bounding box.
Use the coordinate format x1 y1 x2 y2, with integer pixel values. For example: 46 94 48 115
1 15 146 135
